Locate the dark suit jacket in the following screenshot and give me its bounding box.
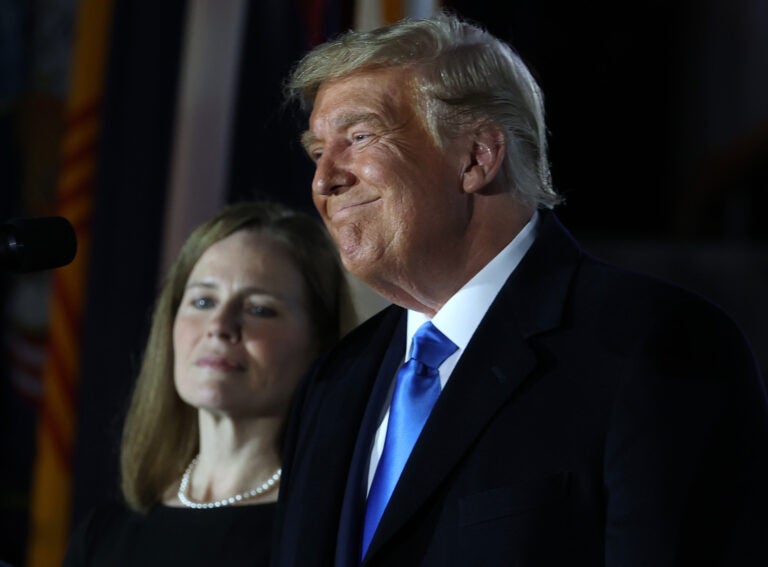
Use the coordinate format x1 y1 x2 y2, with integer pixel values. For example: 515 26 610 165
272 212 768 566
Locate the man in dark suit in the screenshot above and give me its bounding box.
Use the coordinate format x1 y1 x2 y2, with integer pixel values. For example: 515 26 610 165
272 12 768 566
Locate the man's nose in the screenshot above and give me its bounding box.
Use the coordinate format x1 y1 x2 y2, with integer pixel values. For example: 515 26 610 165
312 152 356 196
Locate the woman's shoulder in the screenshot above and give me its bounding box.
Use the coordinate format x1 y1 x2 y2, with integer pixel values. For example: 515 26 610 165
74 499 135 538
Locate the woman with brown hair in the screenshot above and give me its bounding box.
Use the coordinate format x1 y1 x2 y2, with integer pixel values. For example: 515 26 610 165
64 200 356 566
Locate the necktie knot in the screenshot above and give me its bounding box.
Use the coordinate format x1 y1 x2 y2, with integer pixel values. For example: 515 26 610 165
410 322 457 373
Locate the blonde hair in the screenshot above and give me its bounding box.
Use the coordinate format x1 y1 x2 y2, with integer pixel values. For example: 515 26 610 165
286 11 561 209
120 201 356 512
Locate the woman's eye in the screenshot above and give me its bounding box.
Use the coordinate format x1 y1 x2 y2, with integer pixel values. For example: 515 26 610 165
192 297 214 309
247 305 277 318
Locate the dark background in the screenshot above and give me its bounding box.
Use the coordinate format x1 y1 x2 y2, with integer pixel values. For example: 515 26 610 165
1 0 766 564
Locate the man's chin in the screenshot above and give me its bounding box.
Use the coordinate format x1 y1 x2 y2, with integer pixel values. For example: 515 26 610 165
339 246 382 284
340 250 375 280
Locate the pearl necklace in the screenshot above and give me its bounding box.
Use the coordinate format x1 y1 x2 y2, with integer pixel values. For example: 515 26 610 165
177 455 281 509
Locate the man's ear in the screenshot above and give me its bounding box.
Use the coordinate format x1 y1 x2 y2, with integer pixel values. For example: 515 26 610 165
461 127 505 193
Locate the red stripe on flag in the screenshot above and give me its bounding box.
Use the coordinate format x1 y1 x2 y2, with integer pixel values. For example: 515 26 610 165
65 100 101 130
6 349 46 378
61 138 98 171
48 340 76 413
40 401 72 469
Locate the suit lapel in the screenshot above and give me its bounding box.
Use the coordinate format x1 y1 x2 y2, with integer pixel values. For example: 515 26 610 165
336 310 406 567
283 306 403 567
364 211 583 561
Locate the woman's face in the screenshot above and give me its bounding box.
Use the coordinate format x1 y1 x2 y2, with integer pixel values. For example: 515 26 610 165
172 229 314 418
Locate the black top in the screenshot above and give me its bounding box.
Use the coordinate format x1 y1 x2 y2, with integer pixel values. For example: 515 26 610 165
63 500 276 567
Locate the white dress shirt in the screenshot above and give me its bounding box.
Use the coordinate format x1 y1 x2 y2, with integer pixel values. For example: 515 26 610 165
366 211 540 492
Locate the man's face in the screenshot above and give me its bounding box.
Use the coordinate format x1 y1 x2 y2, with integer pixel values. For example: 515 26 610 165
304 67 469 298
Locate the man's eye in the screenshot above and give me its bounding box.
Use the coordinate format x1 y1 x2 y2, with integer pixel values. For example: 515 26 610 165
352 133 370 142
247 305 277 318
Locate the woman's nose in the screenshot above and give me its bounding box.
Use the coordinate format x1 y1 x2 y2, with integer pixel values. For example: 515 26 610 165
206 308 240 342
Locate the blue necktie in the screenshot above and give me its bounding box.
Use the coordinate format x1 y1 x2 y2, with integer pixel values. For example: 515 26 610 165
361 321 458 560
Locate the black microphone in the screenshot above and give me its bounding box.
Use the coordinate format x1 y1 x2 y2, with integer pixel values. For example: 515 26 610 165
0 216 78 273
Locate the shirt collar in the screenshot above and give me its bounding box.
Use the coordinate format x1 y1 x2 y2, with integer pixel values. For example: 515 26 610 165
406 210 540 356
